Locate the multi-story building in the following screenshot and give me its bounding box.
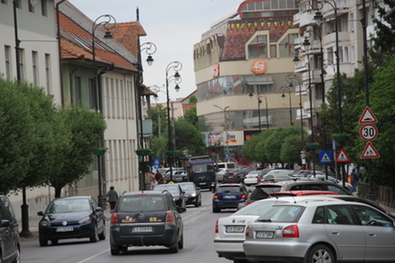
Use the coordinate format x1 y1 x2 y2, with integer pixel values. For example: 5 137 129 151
293 0 377 127
194 0 306 161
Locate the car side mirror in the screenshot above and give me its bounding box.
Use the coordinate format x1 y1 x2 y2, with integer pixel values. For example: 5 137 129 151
177 207 186 213
0 219 10 227
37 211 44 216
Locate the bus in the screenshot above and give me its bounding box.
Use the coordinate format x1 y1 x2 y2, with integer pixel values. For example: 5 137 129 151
187 158 216 191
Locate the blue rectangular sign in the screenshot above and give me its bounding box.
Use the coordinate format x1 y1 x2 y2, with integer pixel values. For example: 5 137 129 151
319 151 333 164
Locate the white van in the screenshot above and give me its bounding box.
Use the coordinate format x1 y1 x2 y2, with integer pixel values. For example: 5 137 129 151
216 162 236 170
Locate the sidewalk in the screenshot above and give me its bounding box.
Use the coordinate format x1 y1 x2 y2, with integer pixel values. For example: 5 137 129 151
19 208 113 242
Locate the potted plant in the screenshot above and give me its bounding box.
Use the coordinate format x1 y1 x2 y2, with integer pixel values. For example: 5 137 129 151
93 147 108 155
135 148 151 156
332 133 350 142
166 150 177 156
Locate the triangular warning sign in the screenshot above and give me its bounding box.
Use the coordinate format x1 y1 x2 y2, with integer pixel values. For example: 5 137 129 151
360 142 380 159
359 106 378 124
321 153 331 162
336 149 350 162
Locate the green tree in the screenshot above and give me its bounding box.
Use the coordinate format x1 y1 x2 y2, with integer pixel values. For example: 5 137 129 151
0 80 34 193
182 106 198 129
50 106 106 197
149 104 167 138
189 95 198 103
175 119 207 156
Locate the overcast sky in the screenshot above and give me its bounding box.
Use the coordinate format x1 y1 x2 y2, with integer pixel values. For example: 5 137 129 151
68 0 244 102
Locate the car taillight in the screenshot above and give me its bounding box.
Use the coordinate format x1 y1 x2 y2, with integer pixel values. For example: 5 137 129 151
165 211 176 225
283 225 299 238
215 219 218 233
213 194 220 199
245 225 251 237
238 194 246 198
111 213 119 225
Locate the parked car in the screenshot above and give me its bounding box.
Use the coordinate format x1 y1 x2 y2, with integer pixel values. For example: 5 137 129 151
215 195 347 263
179 182 202 207
165 168 184 182
212 183 249 213
172 170 188 182
153 183 186 209
37 196 106 246
0 195 20 262
243 170 264 185
243 200 395 262
110 191 185 255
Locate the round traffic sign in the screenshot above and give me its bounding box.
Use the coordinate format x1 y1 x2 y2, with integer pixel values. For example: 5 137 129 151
359 124 378 141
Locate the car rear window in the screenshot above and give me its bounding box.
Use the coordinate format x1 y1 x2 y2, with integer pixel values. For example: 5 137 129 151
217 186 243 193
118 196 165 212
256 205 305 223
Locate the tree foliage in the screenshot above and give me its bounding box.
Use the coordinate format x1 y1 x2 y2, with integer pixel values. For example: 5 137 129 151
175 119 207 156
148 104 167 137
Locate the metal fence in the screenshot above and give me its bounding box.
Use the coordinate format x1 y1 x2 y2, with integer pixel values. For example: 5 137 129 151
358 183 395 208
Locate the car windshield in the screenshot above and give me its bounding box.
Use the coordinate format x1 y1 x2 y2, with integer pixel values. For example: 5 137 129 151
180 184 195 191
47 199 91 213
217 186 242 193
118 196 165 212
256 205 305 222
234 199 289 216
154 185 180 195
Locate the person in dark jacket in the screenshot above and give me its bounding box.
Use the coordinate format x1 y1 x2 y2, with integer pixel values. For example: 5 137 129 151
106 186 118 210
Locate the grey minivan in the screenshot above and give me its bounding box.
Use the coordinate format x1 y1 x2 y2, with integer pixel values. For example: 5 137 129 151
0 195 20 262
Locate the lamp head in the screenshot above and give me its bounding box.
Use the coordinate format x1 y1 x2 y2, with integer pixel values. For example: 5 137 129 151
288 82 294 88
314 12 323 25
174 72 181 81
104 31 113 38
281 93 286 98
146 55 154 66
248 92 253 98
293 56 300 63
303 38 311 50
174 85 180 92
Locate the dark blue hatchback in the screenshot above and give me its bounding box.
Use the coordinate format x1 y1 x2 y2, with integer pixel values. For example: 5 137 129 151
212 183 248 213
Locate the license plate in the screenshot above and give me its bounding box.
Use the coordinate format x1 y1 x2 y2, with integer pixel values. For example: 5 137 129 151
226 226 244 233
132 227 153 233
223 195 236 199
199 182 206 185
255 231 274 239
56 227 74 232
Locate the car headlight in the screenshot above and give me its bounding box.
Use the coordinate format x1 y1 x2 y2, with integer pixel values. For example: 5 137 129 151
78 216 91 224
40 220 51 227
190 193 197 197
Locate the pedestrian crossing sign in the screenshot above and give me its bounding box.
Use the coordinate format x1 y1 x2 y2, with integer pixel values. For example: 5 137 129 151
319 151 333 164
336 149 350 162
360 142 380 159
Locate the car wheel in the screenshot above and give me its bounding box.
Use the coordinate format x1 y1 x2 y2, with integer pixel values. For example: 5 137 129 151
178 232 184 249
39 238 48 247
169 240 179 253
89 225 99 242
98 222 106 240
307 244 335 263
212 205 220 213
110 247 120 256
51 239 58 245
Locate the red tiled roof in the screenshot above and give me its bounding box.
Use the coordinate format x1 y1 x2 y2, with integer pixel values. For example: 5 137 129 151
59 12 137 71
107 22 146 58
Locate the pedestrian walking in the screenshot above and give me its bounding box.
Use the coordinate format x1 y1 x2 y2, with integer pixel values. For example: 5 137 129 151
106 186 119 210
351 168 359 193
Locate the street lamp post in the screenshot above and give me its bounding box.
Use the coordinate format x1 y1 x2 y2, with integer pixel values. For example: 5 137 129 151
91 14 116 208
165 61 182 182
249 86 269 130
286 73 303 140
280 86 293 126
213 105 230 161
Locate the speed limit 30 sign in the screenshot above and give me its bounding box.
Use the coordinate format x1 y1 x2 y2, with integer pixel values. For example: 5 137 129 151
359 124 378 141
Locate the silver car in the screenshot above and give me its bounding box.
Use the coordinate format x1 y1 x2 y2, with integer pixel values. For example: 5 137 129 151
243 200 395 263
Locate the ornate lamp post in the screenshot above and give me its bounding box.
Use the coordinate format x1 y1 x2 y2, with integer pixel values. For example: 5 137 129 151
286 73 303 140
280 86 293 126
165 61 182 182
249 86 269 130
213 104 230 161
91 14 116 208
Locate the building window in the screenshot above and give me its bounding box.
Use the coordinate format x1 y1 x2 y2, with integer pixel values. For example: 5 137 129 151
248 35 267 59
18 48 25 81
41 0 47 16
15 0 21 8
350 45 355 63
1 0 8 5
270 44 277 58
28 1 35 13
4 45 11 81
89 78 98 110
279 33 298 57
45 53 51 94
32 51 38 86
74 76 82 105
